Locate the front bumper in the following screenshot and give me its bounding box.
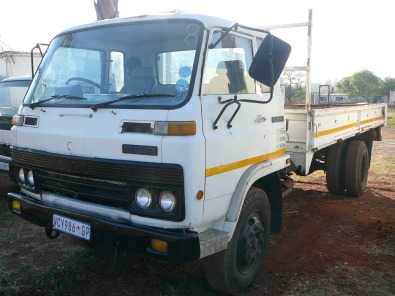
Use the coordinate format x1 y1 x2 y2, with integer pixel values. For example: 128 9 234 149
7 191 201 261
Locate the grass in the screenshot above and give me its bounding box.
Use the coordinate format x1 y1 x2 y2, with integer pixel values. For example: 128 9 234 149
388 108 395 128
292 170 325 184
370 156 395 175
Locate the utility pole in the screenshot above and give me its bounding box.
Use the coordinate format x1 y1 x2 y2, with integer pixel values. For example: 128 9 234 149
94 0 119 20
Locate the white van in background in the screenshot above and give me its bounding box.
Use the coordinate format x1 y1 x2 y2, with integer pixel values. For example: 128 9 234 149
0 76 31 171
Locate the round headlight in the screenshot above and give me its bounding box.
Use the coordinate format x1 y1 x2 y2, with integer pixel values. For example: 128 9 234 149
18 168 25 184
135 188 152 209
160 191 176 212
27 170 35 186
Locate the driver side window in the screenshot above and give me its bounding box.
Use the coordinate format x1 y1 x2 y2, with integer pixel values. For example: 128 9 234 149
34 47 102 98
202 32 255 95
47 48 102 86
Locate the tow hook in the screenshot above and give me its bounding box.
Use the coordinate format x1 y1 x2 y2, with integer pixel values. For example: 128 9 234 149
45 227 60 239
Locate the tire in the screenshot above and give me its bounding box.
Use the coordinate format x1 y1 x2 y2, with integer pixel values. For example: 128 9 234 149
344 140 369 197
326 142 347 195
364 140 373 168
204 187 271 295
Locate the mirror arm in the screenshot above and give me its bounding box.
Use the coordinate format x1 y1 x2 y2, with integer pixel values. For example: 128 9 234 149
30 43 49 78
213 95 240 129
239 87 274 105
217 95 234 104
226 100 241 128
209 23 239 49
213 88 274 130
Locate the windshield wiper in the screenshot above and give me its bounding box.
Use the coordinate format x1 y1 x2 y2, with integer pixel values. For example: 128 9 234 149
28 95 87 109
90 93 176 111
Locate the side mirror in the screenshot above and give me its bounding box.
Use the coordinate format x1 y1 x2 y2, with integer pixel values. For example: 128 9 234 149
249 34 291 87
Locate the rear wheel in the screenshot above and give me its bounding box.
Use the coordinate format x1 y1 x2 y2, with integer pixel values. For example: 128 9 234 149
204 187 271 295
326 142 347 195
344 140 369 197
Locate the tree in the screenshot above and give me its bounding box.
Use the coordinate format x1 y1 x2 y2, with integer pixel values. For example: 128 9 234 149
336 70 383 97
336 77 355 95
382 77 395 97
283 70 306 103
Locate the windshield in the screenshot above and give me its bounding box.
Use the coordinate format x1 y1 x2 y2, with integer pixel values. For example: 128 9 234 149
0 80 31 109
25 20 203 109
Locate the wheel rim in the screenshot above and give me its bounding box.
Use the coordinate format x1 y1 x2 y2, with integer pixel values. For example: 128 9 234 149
236 213 265 274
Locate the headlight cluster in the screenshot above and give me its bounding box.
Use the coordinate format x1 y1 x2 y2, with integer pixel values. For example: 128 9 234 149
18 168 35 187
134 188 177 214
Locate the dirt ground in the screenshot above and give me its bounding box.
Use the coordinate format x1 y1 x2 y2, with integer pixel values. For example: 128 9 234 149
0 128 394 296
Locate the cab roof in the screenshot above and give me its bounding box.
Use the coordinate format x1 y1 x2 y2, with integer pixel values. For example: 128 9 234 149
60 13 240 35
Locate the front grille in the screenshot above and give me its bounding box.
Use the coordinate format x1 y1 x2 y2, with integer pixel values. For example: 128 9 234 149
0 116 12 130
0 144 10 157
11 147 183 186
11 147 185 219
35 169 133 209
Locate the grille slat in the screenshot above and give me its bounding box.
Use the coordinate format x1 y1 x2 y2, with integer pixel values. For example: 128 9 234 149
36 170 133 209
38 171 129 195
12 148 184 185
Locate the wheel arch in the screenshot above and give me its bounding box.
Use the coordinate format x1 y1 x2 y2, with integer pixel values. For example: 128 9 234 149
252 173 283 234
225 156 287 235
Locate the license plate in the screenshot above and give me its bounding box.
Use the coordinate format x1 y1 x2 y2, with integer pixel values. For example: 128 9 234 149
53 214 91 241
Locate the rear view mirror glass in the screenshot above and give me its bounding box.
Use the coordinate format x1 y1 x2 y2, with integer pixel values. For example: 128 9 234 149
249 35 291 87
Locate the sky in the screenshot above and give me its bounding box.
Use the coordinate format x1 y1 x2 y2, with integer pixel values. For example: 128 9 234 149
0 0 394 83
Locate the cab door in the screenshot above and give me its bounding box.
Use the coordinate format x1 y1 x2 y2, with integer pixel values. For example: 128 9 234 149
201 30 283 222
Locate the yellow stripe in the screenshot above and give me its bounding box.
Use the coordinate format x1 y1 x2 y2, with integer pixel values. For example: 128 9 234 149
315 116 384 138
316 122 358 137
360 116 384 125
206 148 287 177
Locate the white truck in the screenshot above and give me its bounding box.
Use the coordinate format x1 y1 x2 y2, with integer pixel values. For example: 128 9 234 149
7 12 386 294
0 76 32 172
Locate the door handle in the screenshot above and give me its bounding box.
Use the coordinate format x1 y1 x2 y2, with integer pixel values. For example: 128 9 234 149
255 115 267 123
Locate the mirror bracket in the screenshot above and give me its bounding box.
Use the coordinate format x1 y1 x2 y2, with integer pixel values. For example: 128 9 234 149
209 23 239 49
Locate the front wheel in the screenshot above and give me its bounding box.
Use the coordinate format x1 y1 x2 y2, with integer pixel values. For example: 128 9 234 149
204 187 271 295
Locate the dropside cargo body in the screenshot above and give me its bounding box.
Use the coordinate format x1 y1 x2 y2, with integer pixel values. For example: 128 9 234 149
286 103 386 174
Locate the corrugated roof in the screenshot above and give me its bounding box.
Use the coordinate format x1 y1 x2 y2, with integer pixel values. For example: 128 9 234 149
0 51 41 58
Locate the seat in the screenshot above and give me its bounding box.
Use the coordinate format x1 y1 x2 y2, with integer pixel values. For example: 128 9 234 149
123 67 155 94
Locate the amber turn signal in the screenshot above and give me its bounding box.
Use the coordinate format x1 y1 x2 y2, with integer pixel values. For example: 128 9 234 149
154 121 196 136
11 200 22 214
151 239 168 253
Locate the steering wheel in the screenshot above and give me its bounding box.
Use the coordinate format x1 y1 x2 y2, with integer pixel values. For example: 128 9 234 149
66 77 101 90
